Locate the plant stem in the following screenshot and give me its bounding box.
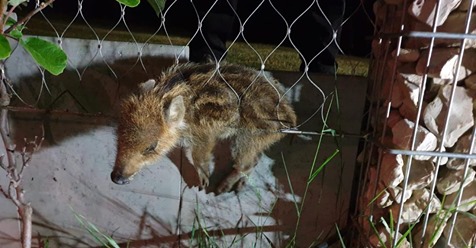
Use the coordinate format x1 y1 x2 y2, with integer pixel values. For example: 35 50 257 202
0 63 32 248
4 0 56 34
0 0 7 34
21 203 32 248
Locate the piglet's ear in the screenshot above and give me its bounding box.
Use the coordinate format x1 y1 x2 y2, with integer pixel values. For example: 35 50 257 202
165 95 185 126
138 79 156 93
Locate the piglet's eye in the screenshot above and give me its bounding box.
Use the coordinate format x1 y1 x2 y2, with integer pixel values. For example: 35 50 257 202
143 142 157 155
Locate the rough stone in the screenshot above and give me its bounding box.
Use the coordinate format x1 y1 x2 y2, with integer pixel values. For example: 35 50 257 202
390 188 441 223
369 225 411 248
465 73 476 90
431 146 449 166
404 159 435 190
388 186 413 204
423 85 474 148
444 180 476 212
392 119 438 160
427 78 450 101
444 213 476 248
416 48 460 79
360 197 387 234
401 73 424 86
406 13 476 48
367 167 393 208
381 153 405 188
437 167 476 194
416 48 476 80
379 189 393 208
447 133 476 170
461 49 476 78
401 80 421 106
388 109 404 129
390 80 404 108
399 98 420 123
408 0 462 27
393 48 420 62
413 211 452 248
458 0 476 10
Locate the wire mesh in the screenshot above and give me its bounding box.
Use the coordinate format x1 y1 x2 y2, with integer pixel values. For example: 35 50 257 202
6 0 361 127
0 0 373 247
358 0 476 247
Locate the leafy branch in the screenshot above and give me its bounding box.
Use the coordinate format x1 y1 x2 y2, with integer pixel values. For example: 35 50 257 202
3 0 55 34
0 0 67 75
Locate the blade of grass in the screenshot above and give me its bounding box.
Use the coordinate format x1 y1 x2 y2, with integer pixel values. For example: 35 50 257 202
287 94 337 246
397 222 416 248
389 210 394 240
335 223 346 248
369 219 387 248
281 152 300 217
72 211 120 248
308 148 340 183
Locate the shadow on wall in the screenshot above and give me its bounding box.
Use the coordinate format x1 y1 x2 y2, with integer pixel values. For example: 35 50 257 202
9 56 181 146
2 50 366 247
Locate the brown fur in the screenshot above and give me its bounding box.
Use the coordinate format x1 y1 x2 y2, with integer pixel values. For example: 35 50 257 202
111 62 296 193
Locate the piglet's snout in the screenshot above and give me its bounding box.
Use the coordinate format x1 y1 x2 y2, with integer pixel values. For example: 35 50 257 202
110 170 131 185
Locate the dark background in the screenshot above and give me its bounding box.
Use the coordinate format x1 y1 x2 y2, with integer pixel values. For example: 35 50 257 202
24 0 374 57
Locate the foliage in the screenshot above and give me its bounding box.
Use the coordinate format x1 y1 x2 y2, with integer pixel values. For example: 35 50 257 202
146 0 167 16
20 37 66 75
0 35 11 59
116 0 140 7
0 0 172 75
0 0 67 75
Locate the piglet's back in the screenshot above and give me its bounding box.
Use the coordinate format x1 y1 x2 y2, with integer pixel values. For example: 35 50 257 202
160 63 296 131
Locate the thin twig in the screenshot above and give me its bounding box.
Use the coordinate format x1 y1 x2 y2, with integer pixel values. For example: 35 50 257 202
0 62 36 248
0 1 59 247
0 63 10 106
0 0 8 34
1 108 16 168
3 4 18 31
4 0 56 34
4 106 115 119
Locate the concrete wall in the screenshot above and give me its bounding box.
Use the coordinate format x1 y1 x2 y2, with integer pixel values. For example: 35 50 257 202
0 37 366 247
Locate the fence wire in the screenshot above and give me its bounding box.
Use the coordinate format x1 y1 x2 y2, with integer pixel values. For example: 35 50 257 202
359 0 476 247
4 0 372 131
0 0 373 247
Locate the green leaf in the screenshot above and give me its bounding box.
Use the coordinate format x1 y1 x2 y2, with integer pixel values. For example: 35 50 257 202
20 37 67 75
116 0 140 7
147 0 166 15
9 25 24 39
0 35 11 59
8 0 28 7
5 16 17 26
10 29 22 39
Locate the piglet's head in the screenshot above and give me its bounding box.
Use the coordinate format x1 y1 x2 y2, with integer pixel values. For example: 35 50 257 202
111 79 186 185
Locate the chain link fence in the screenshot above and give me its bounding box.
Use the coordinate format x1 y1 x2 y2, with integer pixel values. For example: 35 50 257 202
0 0 373 247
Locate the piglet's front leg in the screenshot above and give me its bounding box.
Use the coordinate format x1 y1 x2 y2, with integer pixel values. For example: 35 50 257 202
216 169 248 194
190 140 215 189
216 132 283 194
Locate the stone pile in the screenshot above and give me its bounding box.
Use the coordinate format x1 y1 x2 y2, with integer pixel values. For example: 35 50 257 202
361 0 476 247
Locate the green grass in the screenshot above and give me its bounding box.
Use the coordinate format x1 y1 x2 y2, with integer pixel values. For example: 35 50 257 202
72 210 123 248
